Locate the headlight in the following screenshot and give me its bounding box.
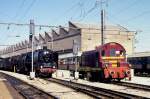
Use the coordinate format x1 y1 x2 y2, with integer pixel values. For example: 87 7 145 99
40 66 43 69
105 63 109 67
53 66 56 69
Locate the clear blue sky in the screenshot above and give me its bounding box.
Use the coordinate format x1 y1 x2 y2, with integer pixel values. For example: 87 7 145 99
0 0 150 52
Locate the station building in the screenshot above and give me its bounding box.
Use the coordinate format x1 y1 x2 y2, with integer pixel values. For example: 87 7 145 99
0 21 135 58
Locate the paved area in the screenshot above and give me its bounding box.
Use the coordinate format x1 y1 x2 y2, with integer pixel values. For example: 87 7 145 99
0 70 93 99
0 74 24 99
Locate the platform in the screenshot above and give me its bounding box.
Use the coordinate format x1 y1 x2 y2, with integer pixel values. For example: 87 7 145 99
0 73 23 99
0 70 92 99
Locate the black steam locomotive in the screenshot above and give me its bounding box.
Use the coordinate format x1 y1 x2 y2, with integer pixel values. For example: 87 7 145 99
0 49 58 77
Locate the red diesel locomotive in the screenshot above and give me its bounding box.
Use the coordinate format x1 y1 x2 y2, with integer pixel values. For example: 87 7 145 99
79 42 131 81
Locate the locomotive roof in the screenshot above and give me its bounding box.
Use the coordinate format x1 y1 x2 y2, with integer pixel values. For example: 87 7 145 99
96 42 126 51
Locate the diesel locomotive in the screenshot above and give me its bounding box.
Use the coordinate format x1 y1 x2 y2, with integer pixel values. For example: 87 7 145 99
0 49 58 77
59 42 131 81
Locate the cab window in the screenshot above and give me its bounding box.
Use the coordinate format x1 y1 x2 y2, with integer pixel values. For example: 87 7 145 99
110 48 116 56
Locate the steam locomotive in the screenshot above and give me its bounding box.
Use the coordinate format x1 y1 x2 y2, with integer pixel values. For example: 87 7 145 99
0 49 58 77
59 42 131 81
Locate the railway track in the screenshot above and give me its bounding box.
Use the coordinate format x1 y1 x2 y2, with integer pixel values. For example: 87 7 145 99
1 73 58 99
112 81 150 92
48 78 147 99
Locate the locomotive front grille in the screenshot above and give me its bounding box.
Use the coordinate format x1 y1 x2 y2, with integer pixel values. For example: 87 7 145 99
102 56 124 67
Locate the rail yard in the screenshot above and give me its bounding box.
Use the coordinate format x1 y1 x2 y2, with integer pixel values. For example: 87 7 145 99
0 70 150 99
0 0 150 99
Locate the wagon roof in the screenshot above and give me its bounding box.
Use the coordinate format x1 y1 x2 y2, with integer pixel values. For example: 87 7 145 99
128 52 150 58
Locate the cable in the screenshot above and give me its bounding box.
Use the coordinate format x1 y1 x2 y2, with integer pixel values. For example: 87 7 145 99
18 0 37 21
106 0 139 28
78 1 100 22
116 0 139 16
12 0 27 20
0 21 137 32
51 0 82 24
125 10 150 24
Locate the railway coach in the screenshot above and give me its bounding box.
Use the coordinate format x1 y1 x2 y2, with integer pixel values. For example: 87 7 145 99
128 52 150 77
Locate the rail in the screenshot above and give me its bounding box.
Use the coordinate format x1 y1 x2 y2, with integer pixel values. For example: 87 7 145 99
1 73 58 99
112 81 150 91
48 78 146 99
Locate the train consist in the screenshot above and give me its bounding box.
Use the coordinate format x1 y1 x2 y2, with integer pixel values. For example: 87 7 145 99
0 49 58 77
59 42 131 81
128 52 150 77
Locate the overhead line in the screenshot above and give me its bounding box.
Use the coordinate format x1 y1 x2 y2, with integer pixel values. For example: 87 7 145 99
78 1 100 21
0 21 136 32
116 0 139 16
52 0 81 24
18 0 37 21
12 0 27 20
125 10 150 23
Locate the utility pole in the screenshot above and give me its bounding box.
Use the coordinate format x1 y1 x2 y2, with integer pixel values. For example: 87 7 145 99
73 40 79 80
101 9 105 45
51 30 53 51
100 0 107 45
30 19 35 79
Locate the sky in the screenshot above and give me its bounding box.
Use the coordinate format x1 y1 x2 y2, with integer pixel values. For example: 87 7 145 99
0 0 150 52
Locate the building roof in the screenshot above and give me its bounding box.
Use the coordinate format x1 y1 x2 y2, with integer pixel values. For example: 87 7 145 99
71 22 129 31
